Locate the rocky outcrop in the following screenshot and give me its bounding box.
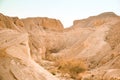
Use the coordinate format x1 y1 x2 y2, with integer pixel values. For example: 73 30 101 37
0 29 59 80
0 13 64 61
0 13 64 31
21 17 63 31
73 12 118 28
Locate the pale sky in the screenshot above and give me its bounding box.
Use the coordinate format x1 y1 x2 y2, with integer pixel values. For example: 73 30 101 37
0 0 120 27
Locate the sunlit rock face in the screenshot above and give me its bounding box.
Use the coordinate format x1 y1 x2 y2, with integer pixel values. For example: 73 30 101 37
21 17 64 31
0 29 59 80
0 12 120 80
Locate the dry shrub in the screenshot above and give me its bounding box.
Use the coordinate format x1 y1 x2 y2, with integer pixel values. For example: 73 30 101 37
55 58 87 79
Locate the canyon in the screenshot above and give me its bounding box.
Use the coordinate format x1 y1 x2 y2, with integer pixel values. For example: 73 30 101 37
0 12 120 80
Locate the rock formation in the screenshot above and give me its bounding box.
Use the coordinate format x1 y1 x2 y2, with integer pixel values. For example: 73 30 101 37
0 12 120 80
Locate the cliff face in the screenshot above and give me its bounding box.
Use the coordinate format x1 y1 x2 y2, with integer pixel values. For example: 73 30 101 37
0 13 63 31
0 12 120 80
21 17 63 31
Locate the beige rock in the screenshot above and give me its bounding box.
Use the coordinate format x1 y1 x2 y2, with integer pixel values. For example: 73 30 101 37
0 29 59 80
21 17 64 31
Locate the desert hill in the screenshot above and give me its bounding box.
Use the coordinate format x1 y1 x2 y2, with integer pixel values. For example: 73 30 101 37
0 12 120 80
